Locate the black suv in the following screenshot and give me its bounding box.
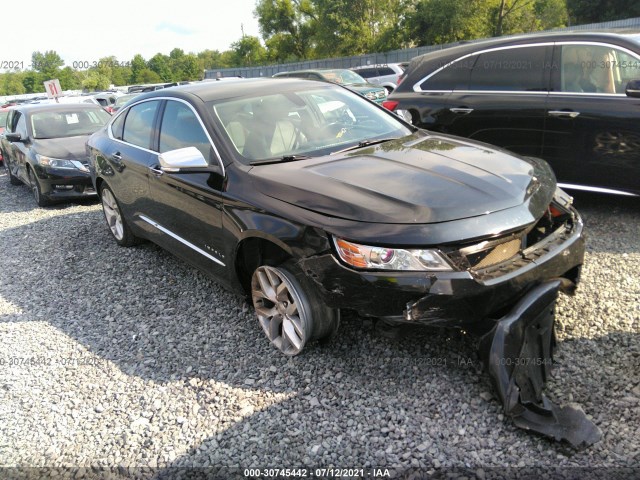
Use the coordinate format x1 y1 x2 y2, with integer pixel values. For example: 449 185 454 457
385 31 640 197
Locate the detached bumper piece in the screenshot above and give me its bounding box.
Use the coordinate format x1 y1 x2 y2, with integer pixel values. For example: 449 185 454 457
479 280 602 448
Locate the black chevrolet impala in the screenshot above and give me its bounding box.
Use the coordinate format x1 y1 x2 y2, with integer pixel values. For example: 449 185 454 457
88 78 598 446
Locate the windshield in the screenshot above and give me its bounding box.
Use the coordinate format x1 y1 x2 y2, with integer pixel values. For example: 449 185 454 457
211 84 412 163
0 111 8 128
322 70 367 85
30 108 111 139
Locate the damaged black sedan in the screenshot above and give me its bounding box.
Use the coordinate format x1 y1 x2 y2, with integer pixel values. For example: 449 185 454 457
87 78 599 447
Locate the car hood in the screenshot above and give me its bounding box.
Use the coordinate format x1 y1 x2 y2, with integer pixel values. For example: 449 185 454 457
250 133 552 224
345 82 384 92
31 136 90 161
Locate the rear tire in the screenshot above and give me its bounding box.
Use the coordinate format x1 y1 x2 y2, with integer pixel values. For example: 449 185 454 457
251 260 339 356
99 183 138 247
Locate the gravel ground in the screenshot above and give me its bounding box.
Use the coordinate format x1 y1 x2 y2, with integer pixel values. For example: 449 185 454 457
0 171 638 479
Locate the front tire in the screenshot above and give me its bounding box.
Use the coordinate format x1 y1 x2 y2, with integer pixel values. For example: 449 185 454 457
28 168 51 207
99 183 138 247
251 260 339 356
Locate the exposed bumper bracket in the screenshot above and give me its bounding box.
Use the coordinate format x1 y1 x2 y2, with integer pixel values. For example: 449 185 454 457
479 280 602 448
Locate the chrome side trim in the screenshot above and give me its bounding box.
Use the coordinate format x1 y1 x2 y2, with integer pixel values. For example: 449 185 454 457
557 183 638 197
139 214 226 266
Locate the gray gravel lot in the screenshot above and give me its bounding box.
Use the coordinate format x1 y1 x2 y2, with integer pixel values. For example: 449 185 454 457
0 170 638 479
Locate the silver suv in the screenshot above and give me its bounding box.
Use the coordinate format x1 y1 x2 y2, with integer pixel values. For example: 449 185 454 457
351 63 406 93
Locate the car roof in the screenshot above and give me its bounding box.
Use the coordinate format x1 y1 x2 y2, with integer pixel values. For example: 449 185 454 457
126 77 335 103
12 102 107 114
405 30 640 77
413 29 640 61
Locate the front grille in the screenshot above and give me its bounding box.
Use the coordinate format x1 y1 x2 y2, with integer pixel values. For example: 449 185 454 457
446 201 577 278
468 238 522 269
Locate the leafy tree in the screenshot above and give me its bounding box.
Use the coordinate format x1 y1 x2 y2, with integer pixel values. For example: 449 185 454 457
566 0 640 24
230 36 268 66
138 69 163 84
31 51 65 79
197 49 228 70
406 0 492 46
130 54 148 83
0 72 27 95
148 53 172 82
177 54 202 80
255 0 316 59
22 71 45 93
58 67 82 90
81 71 111 91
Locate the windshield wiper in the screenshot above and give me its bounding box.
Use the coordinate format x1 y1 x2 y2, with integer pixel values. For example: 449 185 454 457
332 138 396 155
250 155 312 166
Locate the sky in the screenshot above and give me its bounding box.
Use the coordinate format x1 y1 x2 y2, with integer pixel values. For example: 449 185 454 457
2 0 261 72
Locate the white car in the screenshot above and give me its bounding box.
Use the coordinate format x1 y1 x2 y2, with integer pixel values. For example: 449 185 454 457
350 63 406 93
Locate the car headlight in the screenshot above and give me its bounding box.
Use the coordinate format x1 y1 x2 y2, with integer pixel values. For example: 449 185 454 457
333 237 453 271
36 155 88 172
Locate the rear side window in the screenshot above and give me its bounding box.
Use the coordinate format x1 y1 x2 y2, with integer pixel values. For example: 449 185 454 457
159 101 212 161
420 57 475 91
122 100 160 149
356 68 377 78
468 46 548 91
378 67 395 76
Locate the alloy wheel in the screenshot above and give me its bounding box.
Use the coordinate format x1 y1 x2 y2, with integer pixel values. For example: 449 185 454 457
101 187 124 241
251 265 310 356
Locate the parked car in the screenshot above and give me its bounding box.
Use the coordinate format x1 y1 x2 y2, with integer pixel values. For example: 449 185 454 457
92 92 121 113
86 78 597 445
111 93 139 113
351 63 406 93
0 107 10 164
273 68 388 104
1 103 111 206
384 30 640 197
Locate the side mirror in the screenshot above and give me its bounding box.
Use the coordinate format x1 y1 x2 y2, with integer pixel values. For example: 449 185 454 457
626 79 640 98
159 146 210 173
5 132 25 142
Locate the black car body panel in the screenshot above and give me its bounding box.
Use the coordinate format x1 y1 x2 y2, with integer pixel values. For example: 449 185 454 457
387 31 640 196
87 78 598 445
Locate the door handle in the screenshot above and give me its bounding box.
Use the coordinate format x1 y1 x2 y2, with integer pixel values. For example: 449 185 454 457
548 110 580 118
449 107 474 115
148 166 164 177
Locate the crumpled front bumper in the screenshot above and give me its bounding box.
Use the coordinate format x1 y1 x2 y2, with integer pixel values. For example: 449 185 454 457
479 280 601 448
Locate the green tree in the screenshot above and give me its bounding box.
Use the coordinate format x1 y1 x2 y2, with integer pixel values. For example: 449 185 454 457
230 36 267 66
148 53 172 82
406 0 492 46
197 49 227 70
130 54 148 83
22 71 45 93
138 69 163 83
81 71 111 91
58 67 82 90
177 54 202 80
0 72 27 95
255 0 316 60
566 0 640 24
31 50 65 79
